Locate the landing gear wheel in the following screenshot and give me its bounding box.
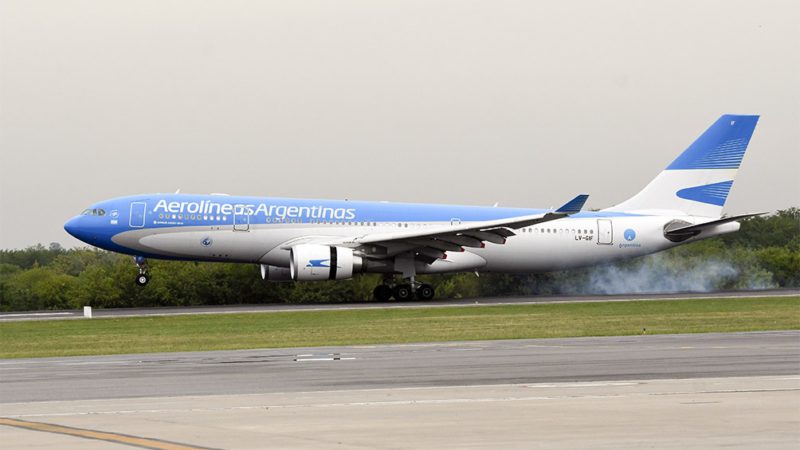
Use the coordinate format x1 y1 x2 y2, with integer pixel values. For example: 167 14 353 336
373 285 392 302
133 256 150 287
135 274 149 286
393 284 413 301
416 284 435 300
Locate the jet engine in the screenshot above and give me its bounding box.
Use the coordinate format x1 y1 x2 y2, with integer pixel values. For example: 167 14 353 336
260 264 293 282
289 244 362 281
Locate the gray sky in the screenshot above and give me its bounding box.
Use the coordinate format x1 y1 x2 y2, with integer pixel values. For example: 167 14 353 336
1 1 798 249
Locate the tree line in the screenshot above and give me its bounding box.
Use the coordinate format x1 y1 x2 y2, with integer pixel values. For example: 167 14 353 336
1 209 798 311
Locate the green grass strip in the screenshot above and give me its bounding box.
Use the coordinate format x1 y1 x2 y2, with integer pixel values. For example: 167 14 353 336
1 296 798 359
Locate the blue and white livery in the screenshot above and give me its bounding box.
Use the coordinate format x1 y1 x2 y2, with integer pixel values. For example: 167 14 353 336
64 115 761 300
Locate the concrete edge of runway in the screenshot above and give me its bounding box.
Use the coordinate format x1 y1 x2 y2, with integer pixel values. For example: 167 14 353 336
2 331 798 449
1 288 798 322
2 375 798 449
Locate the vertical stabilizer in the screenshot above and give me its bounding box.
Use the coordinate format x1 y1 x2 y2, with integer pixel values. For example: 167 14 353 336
606 115 759 217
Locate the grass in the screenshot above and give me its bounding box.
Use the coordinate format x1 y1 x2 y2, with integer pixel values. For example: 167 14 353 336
1 296 798 359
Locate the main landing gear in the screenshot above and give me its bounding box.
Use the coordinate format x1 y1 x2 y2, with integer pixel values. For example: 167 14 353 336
134 256 150 286
373 277 435 302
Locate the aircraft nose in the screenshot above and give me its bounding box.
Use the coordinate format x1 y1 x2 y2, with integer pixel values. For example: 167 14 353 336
64 216 93 243
64 216 80 238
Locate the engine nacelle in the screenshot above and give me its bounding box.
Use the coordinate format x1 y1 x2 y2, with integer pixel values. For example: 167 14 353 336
289 244 362 281
260 264 293 282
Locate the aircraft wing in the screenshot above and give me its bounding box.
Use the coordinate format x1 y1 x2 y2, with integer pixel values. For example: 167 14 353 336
309 194 589 263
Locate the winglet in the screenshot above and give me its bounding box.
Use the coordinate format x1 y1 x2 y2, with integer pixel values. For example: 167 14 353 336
555 194 589 214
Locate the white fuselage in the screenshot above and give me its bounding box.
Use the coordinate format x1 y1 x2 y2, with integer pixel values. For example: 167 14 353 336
108 210 733 274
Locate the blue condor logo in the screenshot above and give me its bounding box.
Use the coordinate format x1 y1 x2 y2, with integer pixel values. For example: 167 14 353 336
306 259 331 268
620 228 641 248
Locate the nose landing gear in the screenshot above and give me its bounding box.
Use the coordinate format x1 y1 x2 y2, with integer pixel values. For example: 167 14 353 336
136 273 150 286
134 256 150 286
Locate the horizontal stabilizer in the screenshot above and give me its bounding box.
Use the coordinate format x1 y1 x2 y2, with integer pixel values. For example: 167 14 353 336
664 212 764 241
555 194 589 214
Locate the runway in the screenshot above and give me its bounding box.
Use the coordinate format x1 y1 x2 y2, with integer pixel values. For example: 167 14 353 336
2 331 798 403
1 288 797 321
1 331 799 448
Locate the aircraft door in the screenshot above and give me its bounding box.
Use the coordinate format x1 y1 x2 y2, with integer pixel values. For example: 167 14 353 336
233 206 250 231
129 202 146 228
597 219 613 245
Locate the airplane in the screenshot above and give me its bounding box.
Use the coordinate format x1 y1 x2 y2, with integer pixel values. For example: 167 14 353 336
64 114 761 301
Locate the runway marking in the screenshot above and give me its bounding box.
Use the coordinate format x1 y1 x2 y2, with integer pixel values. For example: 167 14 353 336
0 312 74 321
526 382 640 388
0 312 73 317
294 353 355 362
295 357 356 362
0 417 215 450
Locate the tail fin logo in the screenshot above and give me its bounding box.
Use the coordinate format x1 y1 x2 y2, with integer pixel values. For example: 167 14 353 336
676 181 734 207
666 115 758 171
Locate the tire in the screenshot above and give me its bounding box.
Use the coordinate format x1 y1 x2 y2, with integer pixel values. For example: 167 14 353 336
135 274 149 286
416 284 435 300
373 284 392 302
393 284 413 301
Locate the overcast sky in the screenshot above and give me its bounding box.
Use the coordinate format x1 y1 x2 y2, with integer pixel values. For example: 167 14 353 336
1 1 798 249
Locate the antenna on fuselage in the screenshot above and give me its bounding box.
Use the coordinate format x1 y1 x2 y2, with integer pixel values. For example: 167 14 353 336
175 189 181 194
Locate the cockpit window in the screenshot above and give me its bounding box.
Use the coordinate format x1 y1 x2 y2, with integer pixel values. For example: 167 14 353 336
80 208 105 216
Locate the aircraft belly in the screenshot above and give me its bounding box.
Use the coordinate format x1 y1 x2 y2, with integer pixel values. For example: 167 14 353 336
113 227 285 262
